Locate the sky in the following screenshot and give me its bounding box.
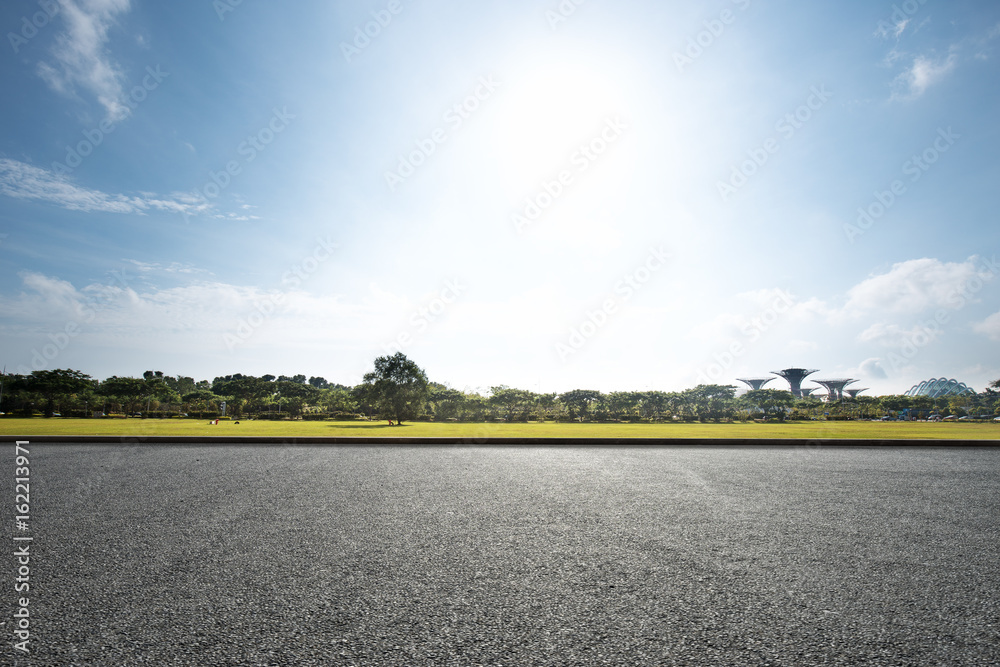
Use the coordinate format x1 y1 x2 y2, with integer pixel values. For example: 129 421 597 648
1 0 998 396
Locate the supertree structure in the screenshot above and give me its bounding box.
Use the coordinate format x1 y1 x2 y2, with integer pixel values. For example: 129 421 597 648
736 377 775 391
770 368 819 398
813 379 857 401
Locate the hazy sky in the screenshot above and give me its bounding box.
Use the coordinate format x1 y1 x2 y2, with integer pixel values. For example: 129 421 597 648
1 0 998 395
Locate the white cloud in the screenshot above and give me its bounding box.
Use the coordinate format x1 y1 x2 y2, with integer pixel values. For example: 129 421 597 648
685 288 802 346
0 271 406 361
36 0 133 123
882 47 904 66
892 52 958 100
973 311 1000 341
122 260 212 276
0 158 210 217
876 19 909 40
859 358 889 379
857 321 944 347
839 257 988 318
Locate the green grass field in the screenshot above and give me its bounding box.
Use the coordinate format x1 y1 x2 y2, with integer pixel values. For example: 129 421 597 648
1 418 998 439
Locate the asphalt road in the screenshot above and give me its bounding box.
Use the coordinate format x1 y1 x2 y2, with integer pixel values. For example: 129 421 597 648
4 444 999 666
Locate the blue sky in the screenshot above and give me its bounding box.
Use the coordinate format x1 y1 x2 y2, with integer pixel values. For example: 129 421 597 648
1 0 998 396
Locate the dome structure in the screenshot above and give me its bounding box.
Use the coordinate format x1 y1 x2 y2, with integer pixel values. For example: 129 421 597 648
903 378 975 398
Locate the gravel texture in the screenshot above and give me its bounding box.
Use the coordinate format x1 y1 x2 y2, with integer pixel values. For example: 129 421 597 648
3 443 999 666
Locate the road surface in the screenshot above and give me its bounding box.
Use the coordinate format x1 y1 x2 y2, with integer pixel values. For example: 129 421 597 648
4 443 999 665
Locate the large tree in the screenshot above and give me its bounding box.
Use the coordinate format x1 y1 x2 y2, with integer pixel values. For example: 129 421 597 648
212 376 274 416
639 391 670 420
488 386 536 422
682 384 737 422
738 389 795 421
603 391 642 420
319 387 358 414
558 389 603 421
428 385 466 421
142 370 180 411
213 376 273 401
20 369 92 417
274 380 321 416
362 353 429 424
99 376 149 416
182 389 220 413
165 374 197 395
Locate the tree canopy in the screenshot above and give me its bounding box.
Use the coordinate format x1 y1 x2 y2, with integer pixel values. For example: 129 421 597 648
362 353 429 424
19 369 93 417
738 388 795 421
557 389 603 420
3 366 997 422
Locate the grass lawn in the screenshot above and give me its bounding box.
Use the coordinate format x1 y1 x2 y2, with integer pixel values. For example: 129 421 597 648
1 418 998 439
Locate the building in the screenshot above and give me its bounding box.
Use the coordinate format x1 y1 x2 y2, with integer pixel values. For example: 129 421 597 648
903 378 976 399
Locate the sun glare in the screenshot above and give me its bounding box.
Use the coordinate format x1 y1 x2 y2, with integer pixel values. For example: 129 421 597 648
490 59 626 191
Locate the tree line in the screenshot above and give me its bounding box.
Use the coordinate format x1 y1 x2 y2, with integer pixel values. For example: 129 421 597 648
2 354 998 423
